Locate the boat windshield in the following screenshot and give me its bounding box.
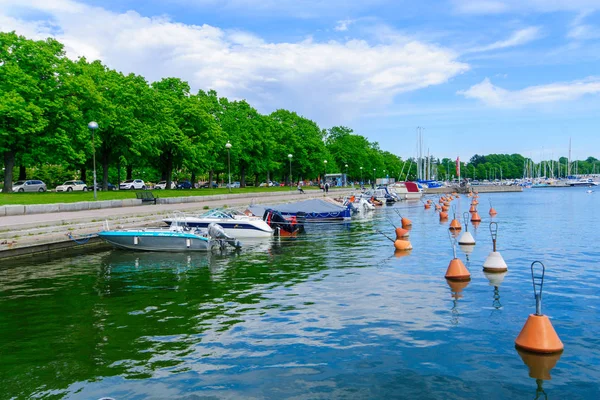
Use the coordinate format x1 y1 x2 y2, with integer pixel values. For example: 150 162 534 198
200 209 235 219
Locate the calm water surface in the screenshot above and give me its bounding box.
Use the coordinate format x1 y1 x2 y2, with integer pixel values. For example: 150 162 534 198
1 188 599 399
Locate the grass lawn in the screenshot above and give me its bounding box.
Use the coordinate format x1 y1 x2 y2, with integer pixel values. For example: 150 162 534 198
0 186 321 206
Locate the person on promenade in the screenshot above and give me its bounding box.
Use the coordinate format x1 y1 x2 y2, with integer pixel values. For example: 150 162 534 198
325 182 329 193
297 183 305 194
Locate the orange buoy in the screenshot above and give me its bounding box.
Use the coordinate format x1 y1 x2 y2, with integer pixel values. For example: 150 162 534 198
395 227 410 239
489 199 497 216
471 212 481 222
515 262 564 354
394 239 413 251
472 200 479 205
445 257 471 281
515 315 564 354
401 217 412 228
449 218 461 231
424 203 431 209
469 204 477 213
442 205 449 212
439 211 448 220
435 204 442 211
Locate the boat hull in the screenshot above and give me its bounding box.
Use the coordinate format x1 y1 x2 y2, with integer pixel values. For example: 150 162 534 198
163 218 273 238
98 231 211 252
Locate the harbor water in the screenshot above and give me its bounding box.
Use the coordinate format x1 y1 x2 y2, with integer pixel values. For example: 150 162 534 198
1 188 599 399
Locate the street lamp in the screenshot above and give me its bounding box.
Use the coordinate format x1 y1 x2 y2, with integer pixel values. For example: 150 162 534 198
288 154 293 189
225 141 232 192
373 168 376 186
360 166 363 186
345 164 348 186
323 160 327 183
88 121 98 200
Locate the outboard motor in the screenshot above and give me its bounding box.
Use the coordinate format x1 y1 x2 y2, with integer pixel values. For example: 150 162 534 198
207 222 242 250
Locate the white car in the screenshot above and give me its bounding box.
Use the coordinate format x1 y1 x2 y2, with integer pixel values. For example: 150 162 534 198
154 180 175 190
56 180 88 192
119 179 146 190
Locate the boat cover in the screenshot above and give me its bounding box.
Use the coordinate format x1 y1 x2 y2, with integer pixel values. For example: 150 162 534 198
249 198 350 220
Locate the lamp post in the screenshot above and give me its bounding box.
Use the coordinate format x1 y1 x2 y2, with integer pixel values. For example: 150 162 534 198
288 154 293 189
323 160 327 183
345 164 348 186
88 121 98 200
360 166 363 186
373 168 376 187
225 141 232 192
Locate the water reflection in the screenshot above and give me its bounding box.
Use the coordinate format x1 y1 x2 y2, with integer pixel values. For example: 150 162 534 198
516 348 563 399
446 279 469 326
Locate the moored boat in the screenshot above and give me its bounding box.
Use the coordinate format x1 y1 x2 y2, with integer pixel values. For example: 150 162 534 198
163 208 273 238
249 198 352 222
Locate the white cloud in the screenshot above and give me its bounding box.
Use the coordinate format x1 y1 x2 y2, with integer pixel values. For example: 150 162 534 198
568 12 600 40
466 27 541 53
0 0 469 125
452 0 600 14
458 77 600 107
334 19 355 32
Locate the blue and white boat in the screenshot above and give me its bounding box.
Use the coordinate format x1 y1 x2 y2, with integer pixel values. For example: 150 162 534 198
163 208 274 238
98 217 241 252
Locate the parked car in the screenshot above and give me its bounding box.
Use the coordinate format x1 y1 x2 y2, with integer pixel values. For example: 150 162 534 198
200 181 218 188
176 180 193 189
226 181 240 188
259 181 274 187
56 180 88 192
8 180 47 193
119 179 146 190
94 182 117 191
155 180 175 190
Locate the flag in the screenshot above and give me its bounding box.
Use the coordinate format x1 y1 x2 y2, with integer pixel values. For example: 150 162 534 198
455 157 460 177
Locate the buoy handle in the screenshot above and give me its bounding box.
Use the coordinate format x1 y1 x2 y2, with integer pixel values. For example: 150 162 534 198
531 261 545 316
489 222 498 251
463 212 470 231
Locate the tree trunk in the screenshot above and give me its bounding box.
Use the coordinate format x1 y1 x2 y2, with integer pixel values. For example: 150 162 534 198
102 152 109 190
254 174 259 187
126 165 132 180
166 153 173 190
208 170 214 187
191 171 196 188
18 165 26 180
81 166 87 182
3 150 16 193
117 159 121 186
240 164 246 188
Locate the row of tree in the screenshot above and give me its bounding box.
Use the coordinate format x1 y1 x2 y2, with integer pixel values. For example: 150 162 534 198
2 32 598 192
1 32 412 192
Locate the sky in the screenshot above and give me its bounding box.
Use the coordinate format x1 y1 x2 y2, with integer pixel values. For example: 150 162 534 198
1 0 599 162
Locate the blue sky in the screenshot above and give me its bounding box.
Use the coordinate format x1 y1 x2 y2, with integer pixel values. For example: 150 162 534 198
1 0 599 162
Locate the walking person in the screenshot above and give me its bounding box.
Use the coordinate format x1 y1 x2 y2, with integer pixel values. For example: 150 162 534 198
325 182 329 193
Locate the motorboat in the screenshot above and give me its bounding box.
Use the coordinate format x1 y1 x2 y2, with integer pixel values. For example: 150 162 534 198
568 178 598 187
163 208 274 238
248 198 352 222
98 217 241 252
390 181 423 200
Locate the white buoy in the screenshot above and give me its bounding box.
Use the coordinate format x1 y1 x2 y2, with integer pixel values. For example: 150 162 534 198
459 244 475 255
458 212 476 245
483 222 508 272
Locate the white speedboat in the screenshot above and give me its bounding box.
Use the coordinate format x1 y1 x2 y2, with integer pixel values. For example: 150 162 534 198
163 209 274 238
568 178 598 187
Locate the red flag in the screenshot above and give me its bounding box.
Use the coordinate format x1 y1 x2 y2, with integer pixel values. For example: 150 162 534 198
455 157 460 177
